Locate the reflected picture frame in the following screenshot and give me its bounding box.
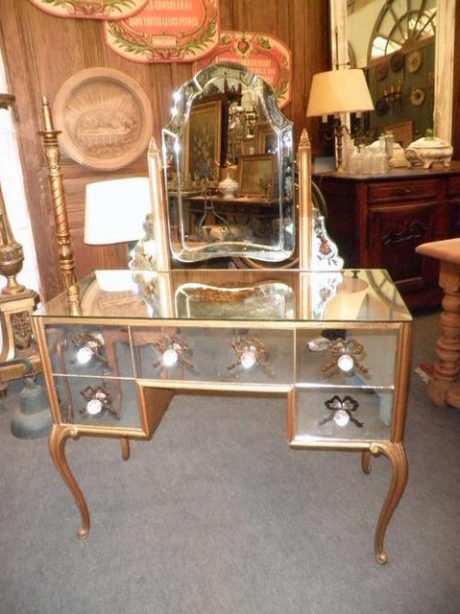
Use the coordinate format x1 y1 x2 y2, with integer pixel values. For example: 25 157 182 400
237 154 275 198
257 123 278 154
183 99 223 183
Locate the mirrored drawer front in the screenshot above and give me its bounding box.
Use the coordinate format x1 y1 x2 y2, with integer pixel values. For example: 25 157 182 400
296 328 398 387
54 375 141 428
293 387 393 443
131 326 294 384
45 324 134 378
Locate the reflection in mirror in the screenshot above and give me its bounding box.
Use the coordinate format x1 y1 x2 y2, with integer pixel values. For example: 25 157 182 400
347 0 437 143
162 62 295 264
174 281 295 319
58 269 411 324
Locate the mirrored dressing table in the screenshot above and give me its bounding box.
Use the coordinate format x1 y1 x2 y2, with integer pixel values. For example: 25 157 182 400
35 63 412 564
35 267 411 564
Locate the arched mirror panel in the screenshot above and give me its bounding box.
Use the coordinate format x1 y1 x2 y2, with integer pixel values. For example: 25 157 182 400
161 62 295 264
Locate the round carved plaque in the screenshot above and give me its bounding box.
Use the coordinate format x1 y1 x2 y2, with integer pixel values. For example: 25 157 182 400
53 68 153 171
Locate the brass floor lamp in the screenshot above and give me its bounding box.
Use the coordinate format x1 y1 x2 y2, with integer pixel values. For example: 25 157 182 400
0 93 49 438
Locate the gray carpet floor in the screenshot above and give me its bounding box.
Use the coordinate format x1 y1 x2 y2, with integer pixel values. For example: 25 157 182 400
0 310 459 614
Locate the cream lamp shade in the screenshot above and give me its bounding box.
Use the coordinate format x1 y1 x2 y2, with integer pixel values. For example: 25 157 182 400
84 177 151 245
306 69 374 118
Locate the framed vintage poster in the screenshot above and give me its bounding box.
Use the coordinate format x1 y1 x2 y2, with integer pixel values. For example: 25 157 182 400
183 99 223 182
27 0 148 20
237 154 275 198
104 0 219 63
194 30 292 108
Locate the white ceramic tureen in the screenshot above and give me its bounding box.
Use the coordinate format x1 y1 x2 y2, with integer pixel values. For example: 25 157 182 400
405 133 453 169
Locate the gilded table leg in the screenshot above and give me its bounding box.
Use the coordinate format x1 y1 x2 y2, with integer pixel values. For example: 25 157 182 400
120 436 130 461
370 442 408 565
361 449 372 474
49 424 90 539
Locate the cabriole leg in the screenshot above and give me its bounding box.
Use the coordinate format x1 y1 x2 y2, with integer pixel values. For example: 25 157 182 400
370 442 408 565
49 425 90 539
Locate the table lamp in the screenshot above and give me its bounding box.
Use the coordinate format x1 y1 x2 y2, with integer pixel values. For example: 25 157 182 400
84 176 156 269
306 69 374 172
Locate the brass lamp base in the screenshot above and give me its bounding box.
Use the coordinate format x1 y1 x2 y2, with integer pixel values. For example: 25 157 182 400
0 289 41 390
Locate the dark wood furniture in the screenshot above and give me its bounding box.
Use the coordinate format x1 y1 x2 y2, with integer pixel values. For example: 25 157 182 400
314 163 460 310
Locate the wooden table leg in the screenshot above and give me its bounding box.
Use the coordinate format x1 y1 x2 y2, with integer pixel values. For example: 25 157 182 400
427 261 460 408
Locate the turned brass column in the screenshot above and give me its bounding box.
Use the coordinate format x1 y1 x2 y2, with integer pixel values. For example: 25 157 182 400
39 97 76 290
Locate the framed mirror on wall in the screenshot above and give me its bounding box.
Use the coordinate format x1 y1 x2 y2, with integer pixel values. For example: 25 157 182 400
330 0 455 145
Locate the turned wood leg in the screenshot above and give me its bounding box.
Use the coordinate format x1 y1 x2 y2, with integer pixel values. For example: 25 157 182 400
49 425 90 539
370 442 408 565
427 262 460 407
120 436 130 461
361 449 372 474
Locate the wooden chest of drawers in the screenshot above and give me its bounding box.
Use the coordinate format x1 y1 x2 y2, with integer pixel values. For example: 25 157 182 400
314 163 460 310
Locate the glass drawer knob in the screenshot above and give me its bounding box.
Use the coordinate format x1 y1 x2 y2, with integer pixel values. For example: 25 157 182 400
162 348 178 368
333 409 350 427
241 350 256 370
76 346 94 365
337 354 354 373
86 399 103 415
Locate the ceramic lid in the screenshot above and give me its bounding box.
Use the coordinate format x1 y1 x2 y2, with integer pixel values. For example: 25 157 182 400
408 136 450 149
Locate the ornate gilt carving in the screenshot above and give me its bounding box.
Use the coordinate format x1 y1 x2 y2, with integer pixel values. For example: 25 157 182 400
10 310 34 350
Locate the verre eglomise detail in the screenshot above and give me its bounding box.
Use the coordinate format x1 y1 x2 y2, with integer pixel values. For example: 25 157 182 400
162 62 295 263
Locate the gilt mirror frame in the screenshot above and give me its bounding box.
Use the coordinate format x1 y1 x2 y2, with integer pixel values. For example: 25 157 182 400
148 62 317 272
329 0 455 143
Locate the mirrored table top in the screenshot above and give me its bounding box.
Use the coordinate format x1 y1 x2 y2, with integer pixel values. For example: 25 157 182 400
36 269 412 323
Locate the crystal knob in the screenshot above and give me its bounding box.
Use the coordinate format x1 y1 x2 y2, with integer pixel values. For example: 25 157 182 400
333 409 350 427
162 348 178 368
86 398 103 415
76 346 93 365
337 354 354 373
241 350 256 370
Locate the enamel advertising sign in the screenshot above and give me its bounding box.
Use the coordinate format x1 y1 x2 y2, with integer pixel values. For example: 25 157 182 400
104 0 220 63
194 30 292 108
27 0 148 20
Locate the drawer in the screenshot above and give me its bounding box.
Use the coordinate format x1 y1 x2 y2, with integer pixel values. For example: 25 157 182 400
291 387 393 444
367 179 438 203
54 376 141 428
296 328 399 387
448 175 460 197
131 326 294 385
45 324 134 378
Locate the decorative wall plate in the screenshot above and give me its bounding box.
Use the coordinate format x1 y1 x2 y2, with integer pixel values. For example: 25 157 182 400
410 87 425 106
375 60 388 81
53 67 153 170
390 51 405 72
407 49 423 74
375 97 389 116
27 0 148 20
193 30 292 108
104 0 219 63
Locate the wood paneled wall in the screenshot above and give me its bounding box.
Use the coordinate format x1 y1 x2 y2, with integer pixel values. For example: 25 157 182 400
0 0 331 301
